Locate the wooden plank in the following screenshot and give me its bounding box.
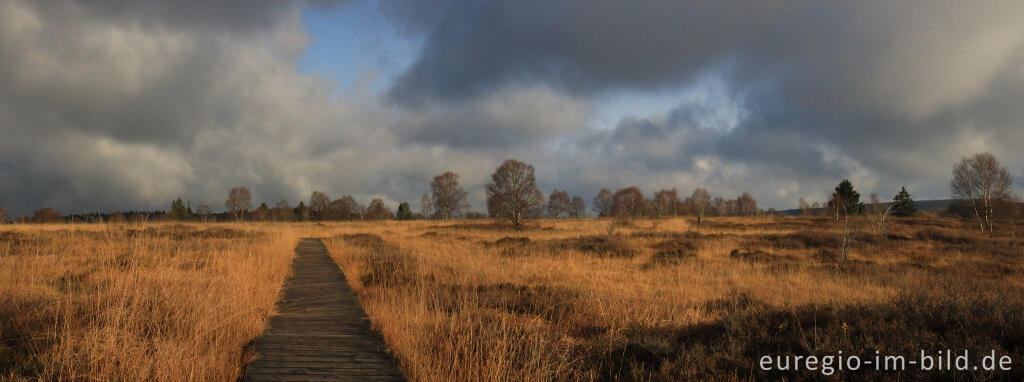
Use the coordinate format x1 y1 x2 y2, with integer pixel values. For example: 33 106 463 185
242 238 406 382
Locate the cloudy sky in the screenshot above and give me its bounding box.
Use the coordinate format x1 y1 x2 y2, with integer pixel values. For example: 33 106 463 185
2 0 1024 217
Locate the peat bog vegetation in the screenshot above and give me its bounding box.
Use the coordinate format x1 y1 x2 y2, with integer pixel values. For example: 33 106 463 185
2 216 1024 381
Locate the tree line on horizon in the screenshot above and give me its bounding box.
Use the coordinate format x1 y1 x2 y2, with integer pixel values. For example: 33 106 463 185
1 153 1019 232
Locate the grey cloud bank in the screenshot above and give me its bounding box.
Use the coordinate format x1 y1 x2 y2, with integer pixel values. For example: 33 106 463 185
1 0 1023 216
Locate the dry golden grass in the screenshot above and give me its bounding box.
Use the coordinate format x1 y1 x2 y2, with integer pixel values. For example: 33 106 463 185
319 216 1024 381
0 223 306 381
3 216 1023 380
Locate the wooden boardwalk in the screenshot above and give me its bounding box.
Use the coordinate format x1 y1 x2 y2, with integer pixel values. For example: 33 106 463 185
242 238 405 382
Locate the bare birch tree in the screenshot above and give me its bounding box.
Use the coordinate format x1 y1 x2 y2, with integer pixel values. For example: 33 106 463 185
690 188 711 225
196 204 212 222
951 152 1014 233
652 188 680 218
869 193 893 238
420 193 433 220
225 186 251 221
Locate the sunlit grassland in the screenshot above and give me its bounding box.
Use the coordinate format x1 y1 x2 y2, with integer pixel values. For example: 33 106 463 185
2 216 1022 380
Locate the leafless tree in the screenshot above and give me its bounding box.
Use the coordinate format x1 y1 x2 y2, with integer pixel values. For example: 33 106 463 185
612 187 645 221
431 171 469 220
828 192 844 221
310 191 330 220
272 199 293 221
652 188 680 217
31 208 62 223
0 207 7 224
365 198 394 220
225 186 252 221
569 196 586 218
736 192 758 216
951 152 1014 233
690 188 711 225
547 189 571 218
724 199 738 216
486 159 544 230
196 204 212 222
420 193 432 220
712 196 726 216
593 188 614 217
328 196 364 220
798 198 811 216
869 193 893 238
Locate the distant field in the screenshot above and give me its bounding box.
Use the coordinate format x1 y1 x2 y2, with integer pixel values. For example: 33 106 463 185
2 217 1023 380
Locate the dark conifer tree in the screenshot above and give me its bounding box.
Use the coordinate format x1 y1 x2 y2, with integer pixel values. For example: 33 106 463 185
891 186 917 217
830 179 864 214
396 202 413 220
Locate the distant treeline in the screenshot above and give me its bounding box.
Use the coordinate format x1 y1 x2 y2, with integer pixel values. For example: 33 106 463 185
1 153 1019 231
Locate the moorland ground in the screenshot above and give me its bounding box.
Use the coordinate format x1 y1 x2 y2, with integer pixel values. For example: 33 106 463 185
2 216 1023 381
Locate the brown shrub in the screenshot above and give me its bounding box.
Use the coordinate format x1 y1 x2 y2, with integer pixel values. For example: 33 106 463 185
126 226 256 240
886 233 913 241
642 235 701 268
853 232 882 245
194 227 255 239
900 217 955 228
548 235 640 257
428 222 523 231
342 233 386 247
476 283 578 321
494 236 530 247
728 248 796 263
428 283 578 322
748 232 835 250
701 291 763 315
0 232 48 255
914 227 977 245
648 284 1024 380
699 218 832 231
573 341 664 381
644 249 697 269
651 237 700 252
485 237 534 256
631 230 702 239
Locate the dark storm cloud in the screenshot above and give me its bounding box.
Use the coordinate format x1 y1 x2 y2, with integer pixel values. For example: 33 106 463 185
387 0 1024 205
3 0 1024 218
398 85 588 148
388 0 1024 115
385 0 796 104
